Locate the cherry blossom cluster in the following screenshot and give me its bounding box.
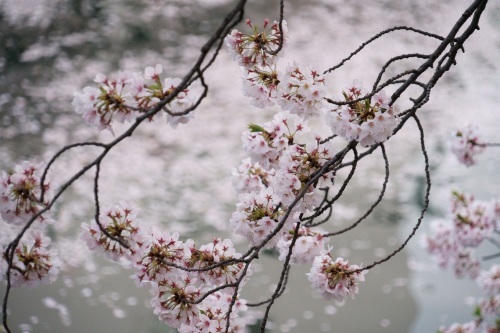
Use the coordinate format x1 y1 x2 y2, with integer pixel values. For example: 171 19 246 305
81 204 250 332
422 191 498 280
226 18 286 69
80 201 147 262
437 291 499 333
232 112 335 247
227 20 368 303
307 254 366 301
477 265 500 298
430 127 500 333
450 124 486 167
227 18 330 120
228 20 400 152
450 191 497 248
424 192 499 332
277 226 326 265
328 81 401 147
72 64 194 132
0 161 59 288
235 107 367 302
0 230 60 288
0 160 52 226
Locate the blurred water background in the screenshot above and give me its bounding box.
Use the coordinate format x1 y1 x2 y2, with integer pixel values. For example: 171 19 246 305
0 0 499 332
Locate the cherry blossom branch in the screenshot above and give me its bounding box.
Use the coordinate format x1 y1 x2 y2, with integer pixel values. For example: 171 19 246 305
1 1 249 331
259 222 301 332
353 114 431 274
324 26 445 75
1 1 491 332
390 0 488 106
323 144 389 238
264 0 285 56
304 147 359 227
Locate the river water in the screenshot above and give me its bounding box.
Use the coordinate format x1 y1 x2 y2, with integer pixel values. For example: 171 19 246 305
1 1 499 332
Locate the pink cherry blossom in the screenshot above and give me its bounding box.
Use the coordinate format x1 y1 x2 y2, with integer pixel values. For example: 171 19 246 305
0 161 53 226
476 265 500 297
453 250 480 279
150 271 201 329
133 230 188 286
450 124 485 167
307 254 366 302
232 158 275 194
80 201 147 263
328 81 400 147
225 19 287 69
420 219 459 269
144 64 163 80
0 229 60 288
230 187 289 248
186 238 248 287
277 225 327 265
478 295 500 319
241 111 309 169
451 191 496 248
242 66 280 109
73 66 195 131
178 292 248 333
438 321 478 333
278 63 327 118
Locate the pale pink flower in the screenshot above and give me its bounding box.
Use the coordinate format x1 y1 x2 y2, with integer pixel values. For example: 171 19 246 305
452 250 480 279
242 66 280 109
73 71 138 132
272 140 334 211
144 64 163 80
478 295 500 318
241 111 309 169
178 292 248 333
420 219 459 269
